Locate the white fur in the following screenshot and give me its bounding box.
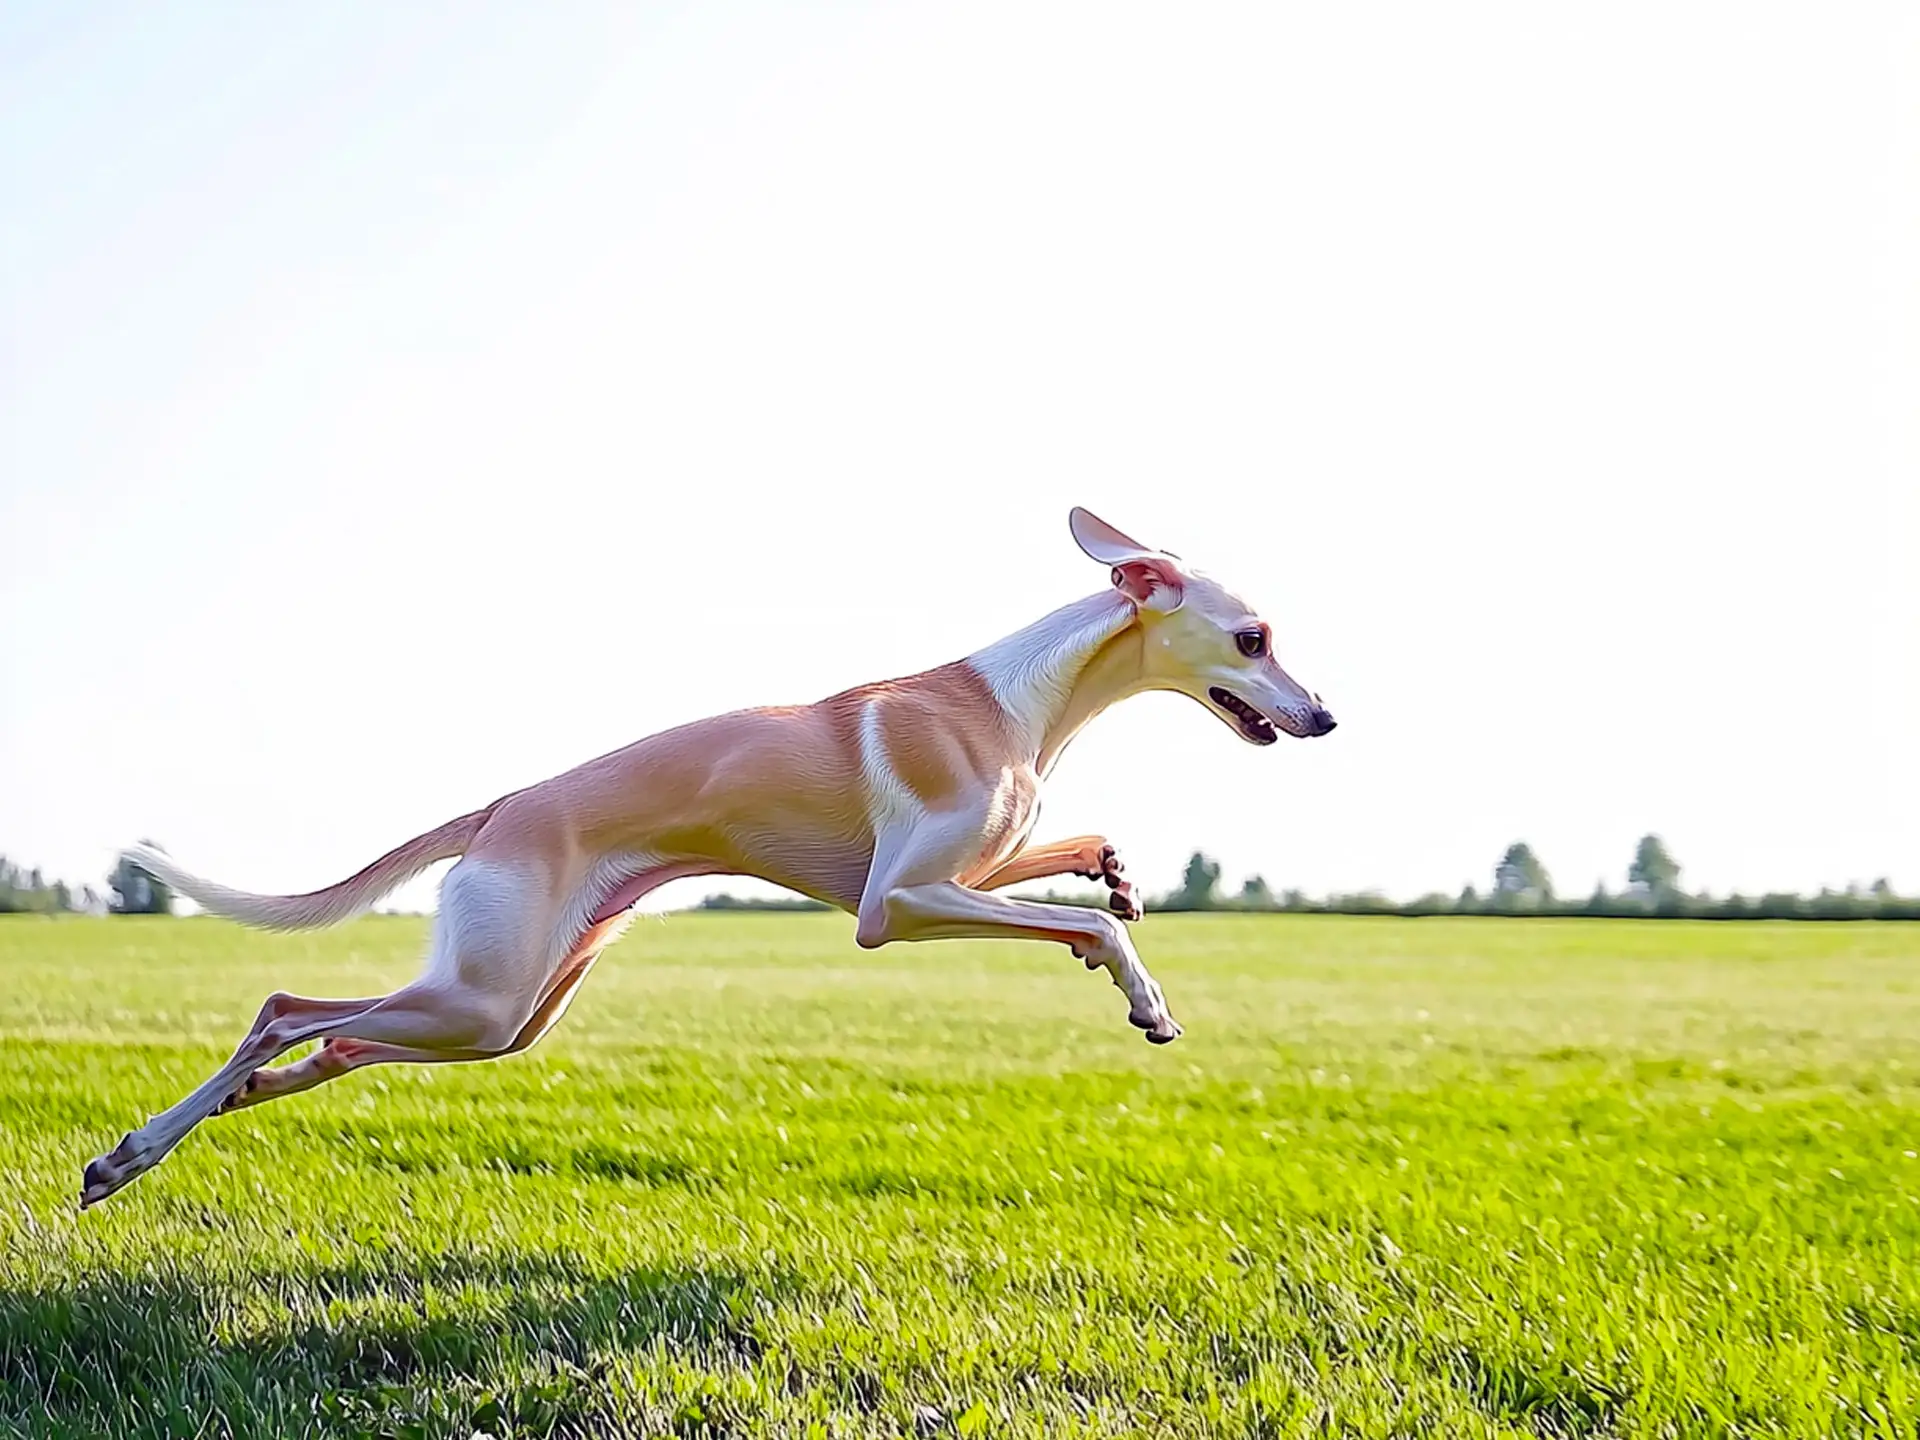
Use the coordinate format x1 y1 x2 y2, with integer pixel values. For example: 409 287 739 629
431 860 541 989
858 699 922 831
964 590 1134 753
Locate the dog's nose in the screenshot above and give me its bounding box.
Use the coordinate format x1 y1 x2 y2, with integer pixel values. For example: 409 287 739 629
1310 705 1337 736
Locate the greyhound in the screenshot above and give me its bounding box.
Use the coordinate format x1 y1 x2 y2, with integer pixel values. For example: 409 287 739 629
81 507 1335 1207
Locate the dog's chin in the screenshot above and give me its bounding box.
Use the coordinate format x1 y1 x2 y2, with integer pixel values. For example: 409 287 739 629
1206 687 1280 746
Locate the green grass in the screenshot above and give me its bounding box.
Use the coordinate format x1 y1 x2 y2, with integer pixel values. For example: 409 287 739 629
2 914 1918 1437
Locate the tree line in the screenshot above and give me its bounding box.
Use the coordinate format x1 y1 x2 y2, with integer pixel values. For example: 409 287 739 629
0 844 174 916
1134 834 1920 921
699 835 1916 921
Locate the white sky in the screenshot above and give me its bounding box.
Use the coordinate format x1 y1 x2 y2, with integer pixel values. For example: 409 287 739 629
4 2 1916 913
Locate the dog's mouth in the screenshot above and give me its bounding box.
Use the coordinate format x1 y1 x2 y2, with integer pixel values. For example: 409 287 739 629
1208 687 1279 745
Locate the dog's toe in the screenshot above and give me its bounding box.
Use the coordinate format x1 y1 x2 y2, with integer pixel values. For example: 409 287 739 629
79 1143 136 1209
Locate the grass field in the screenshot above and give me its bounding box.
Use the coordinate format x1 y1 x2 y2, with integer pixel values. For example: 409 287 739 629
2 914 1918 1438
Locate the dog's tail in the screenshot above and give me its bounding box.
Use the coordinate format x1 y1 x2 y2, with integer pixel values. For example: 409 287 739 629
121 808 494 932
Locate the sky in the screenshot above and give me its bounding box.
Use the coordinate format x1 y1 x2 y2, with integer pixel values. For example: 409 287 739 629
3 2 1916 916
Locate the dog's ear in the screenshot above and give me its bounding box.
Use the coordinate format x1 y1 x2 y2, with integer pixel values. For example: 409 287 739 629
1069 506 1184 610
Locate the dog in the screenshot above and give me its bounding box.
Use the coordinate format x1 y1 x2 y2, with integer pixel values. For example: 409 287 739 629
81 507 1334 1207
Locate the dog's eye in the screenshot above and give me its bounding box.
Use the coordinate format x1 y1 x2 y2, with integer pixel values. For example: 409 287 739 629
1235 629 1267 658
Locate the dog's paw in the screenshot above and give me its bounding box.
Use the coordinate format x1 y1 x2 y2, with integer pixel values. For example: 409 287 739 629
1127 1005 1182 1044
1089 845 1142 921
1116 963 1179 1043
80 1130 156 1209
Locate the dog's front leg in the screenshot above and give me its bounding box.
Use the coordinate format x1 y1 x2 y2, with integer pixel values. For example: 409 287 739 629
856 879 1179 1043
970 836 1141 921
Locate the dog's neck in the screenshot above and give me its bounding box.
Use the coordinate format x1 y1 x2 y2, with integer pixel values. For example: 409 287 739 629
965 589 1149 773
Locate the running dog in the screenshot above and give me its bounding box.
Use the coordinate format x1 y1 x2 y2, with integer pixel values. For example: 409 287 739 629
81 507 1335 1207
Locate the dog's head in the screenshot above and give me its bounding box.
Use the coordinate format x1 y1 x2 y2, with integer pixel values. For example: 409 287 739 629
1070 506 1336 744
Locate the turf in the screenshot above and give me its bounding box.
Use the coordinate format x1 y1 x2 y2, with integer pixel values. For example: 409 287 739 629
1 913 1917 1438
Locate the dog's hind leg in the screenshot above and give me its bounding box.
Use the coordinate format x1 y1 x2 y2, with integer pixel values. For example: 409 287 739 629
214 1035 491 1113
80 857 560 1208
218 916 620 1113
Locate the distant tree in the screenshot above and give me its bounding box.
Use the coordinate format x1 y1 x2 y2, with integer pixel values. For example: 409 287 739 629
1238 874 1275 910
694 891 831 912
1810 887 1858 920
1492 842 1553 907
1456 884 1481 913
1871 878 1896 900
1328 890 1394 915
108 842 173 916
1627 834 1682 902
0 857 70 914
1164 851 1223 910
